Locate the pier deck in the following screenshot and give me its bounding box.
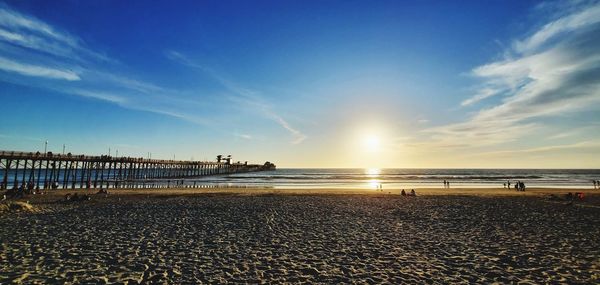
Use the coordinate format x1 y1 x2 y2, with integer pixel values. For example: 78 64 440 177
0 150 275 190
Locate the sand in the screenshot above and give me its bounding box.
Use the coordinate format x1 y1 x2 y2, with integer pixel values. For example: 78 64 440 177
1 188 599 284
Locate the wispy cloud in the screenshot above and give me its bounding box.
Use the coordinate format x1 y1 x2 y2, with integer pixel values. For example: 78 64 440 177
165 50 259 99
0 3 218 127
0 4 109 61
270 114 307 144
166 50 307 144
0 55 79 80
67 89 125 103
514 3 600 53
477 141 600 156
234 133 253 140
0 3 304 144
421 120 539 148
460 87 503 106
547 124 600 140
430 1 600 149
92 71 166 94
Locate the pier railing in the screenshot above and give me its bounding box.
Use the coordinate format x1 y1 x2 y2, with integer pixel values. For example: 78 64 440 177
0 150 275 190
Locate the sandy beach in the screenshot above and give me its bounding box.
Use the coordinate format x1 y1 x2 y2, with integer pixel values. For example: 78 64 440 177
1 188 599 284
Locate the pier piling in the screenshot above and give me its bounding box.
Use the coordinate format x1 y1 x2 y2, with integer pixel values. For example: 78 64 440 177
0 150 275 190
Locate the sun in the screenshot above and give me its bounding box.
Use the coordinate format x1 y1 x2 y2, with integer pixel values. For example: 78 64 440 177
363 135 381 152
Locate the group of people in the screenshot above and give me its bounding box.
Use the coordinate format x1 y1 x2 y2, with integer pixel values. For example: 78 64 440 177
593 180 600 189
442 180 450 188
503 180 526 191
514 181 526 191
400 189 416 196
3 181 48 199
566 192 585 201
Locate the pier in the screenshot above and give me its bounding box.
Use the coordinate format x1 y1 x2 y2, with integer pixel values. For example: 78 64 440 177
0 150 275 190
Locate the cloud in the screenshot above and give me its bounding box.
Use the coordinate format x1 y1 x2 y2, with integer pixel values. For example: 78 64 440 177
0 4 306 143
0 4 221 128
270 114 307 144
0 5 78 46
477 141 600 156
514 3 600 53
235 134 253 140
165 50 259 99
0 4 109 61
93 72 166 94
460 87 504 106
67 89 125 103
421 120 539 148
432 1 600 148
0 55 79 80
167 50 307 144
547 124 600 140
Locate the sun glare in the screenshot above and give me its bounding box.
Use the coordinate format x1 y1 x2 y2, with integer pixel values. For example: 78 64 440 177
365 168 381 176
363 135 381 152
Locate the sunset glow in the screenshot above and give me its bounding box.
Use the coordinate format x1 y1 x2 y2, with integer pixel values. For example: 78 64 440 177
363 135 381 152
0 1 598 169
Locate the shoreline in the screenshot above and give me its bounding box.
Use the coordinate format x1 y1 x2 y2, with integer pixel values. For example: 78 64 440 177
7 187 600 203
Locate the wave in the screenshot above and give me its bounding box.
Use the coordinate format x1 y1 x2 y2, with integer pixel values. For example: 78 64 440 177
224 175 546 181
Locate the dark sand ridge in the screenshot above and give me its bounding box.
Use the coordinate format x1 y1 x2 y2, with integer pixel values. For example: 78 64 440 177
13 186 600 199
1 188 599 284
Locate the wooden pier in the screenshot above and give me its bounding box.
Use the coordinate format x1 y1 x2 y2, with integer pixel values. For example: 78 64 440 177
0 150 275 190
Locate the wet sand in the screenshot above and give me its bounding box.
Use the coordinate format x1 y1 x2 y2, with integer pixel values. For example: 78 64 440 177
1 188 599 283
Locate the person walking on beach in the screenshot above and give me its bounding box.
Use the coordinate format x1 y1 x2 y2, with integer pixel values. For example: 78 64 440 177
447 181 450 188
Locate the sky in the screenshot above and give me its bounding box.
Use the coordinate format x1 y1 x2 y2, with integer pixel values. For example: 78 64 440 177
0 0 599 168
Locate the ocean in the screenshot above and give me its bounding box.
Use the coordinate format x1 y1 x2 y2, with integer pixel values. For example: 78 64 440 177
192 168 600 189
2 168 599 190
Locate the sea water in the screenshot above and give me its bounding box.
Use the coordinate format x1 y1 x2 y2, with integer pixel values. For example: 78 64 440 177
2 168 599 189
189 168 600 189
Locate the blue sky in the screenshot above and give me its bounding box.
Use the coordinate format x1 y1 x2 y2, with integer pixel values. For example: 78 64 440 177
0 0 599 168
